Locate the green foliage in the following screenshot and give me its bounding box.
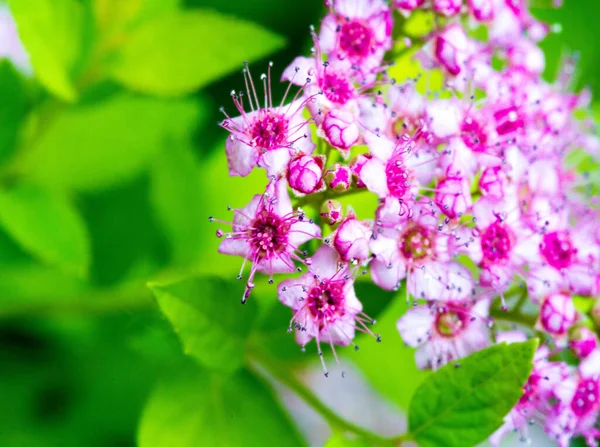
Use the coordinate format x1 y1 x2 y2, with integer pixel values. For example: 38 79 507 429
9 0 83 101
0 183 90 276
150 276 259 374
138 362 304 447
0 62 28 164
21 95 199 192
108 10 286 96
324 433 370 447
408 340 538 447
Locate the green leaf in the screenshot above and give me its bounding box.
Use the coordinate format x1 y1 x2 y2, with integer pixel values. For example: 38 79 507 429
149 143 203 266
0 183 90 276
0 61 28 166
21 95 199 192
149 276 258 373
138 363 304 447
9 0 82 101
108 10 286 96
408 340 538 447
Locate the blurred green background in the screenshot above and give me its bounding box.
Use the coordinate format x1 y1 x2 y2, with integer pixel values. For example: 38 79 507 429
0 0 598 446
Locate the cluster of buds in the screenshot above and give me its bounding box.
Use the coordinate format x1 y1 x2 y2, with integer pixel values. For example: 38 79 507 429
213 0 600 444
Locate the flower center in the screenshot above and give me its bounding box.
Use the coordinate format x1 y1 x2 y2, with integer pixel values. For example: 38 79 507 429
436 310 465 337
481 221 513 263
339 20 373 59
400 225 434 261
571 378 599 417
540 231 575 270
461 116 488 152
322 72 354 105
493 105 524 135
386 158 411 199
248 210 290 259
307 280 346 326
250 109 289 151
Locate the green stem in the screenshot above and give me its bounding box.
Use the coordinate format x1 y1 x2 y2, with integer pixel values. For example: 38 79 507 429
489 307 537 328
249 347 409 446
295 186 370 210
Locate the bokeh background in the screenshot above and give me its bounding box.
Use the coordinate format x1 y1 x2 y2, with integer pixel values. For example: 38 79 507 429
0 0 598 446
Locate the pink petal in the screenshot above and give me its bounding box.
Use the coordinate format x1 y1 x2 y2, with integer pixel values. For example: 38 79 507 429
226 137 259 177
397 305 434 347
360 158 389 197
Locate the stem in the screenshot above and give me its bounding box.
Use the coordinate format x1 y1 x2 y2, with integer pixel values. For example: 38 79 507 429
249 347 408 446
489 307 537 328
295 186 370 209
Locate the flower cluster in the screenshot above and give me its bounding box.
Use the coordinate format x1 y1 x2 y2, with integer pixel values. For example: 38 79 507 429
214 0 600 444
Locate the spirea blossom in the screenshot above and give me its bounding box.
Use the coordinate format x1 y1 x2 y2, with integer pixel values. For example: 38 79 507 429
213 1 600 444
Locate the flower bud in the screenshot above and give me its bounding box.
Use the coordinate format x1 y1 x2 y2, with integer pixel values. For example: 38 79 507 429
325 163 352 192
395 0 426 10
322 109 360 151
332 210 372 262
349 153 372 188
479 166 507 199
537 292 577 336
287 155 325 195
320 200 343 226
433 0 462 17
434 176 472 218
434 24 468 76
569 326 598 359
467 0 494 21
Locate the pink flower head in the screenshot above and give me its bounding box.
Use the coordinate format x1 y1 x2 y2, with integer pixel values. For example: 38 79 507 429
320 200 344 226
287 154 325 196
278 244 379 375
331 209 372 263
570 327 598 360
319 0 393 80
397 294 490 370
490 335 570 446
435 175 473 219
536 292 577 339
433 0 462 17
214 178 320 302
221 63 315 177
325 163 352 191
479 166 508 199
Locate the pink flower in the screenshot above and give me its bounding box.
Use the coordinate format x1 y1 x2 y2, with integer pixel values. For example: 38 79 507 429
397 295 490 370
215 179 320 302
320 200 344 226
278 244 379 375
536 292 577 339
287 154 325 196
221 65 315 177
319 0 393 79
479 166 507 199
394 0 426 12
331 209 372 263
349 153 372 188
468 0 494 21
435 175 473 219
325 163 352 191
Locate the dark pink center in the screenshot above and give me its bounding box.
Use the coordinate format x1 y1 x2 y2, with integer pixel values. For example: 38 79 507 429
461 116 488 152
400 225 434 261
307 280 346 327
481 221 513 263
386 159 411 199
339 20 373 59
248 210 290 259
571 378 599 417
250 110 289 151
322 72 354 105
494 106 524 135
540 231 576 270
